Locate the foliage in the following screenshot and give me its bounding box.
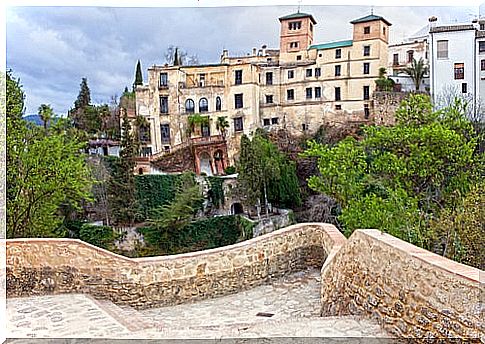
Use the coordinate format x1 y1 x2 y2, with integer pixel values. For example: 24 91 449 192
139 215 252 256
134 60 143 87
79 224 117 250
165 45 199 66
303 94 482 252
107 113 139 225
224 166 236 175
403 58 428 91
237 132 301 214
146 172 204 250
429 183 485 269
207 176 224 208
7 71 93 238
135 174 180 219
38 104 54 130
187 114 209 136
375 67 395 92
216 116 229 138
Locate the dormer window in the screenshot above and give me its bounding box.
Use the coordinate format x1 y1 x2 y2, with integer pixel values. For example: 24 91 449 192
289 21 302 30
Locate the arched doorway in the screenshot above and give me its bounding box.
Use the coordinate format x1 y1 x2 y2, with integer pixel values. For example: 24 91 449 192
231 203 244 215
213 149 225 175
199 152 213 176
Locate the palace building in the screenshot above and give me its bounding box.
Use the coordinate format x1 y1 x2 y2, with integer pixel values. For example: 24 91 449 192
133 11 391 175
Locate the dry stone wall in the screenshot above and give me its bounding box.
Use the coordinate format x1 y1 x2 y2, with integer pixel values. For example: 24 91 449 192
321 229 484 341
7 223 345 310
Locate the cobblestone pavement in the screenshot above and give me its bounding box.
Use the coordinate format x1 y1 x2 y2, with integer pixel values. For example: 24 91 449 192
7 268 389 339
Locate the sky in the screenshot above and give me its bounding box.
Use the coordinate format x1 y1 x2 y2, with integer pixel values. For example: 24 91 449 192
5 3 482 116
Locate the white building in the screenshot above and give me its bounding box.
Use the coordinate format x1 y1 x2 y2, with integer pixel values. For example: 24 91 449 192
429 17 485 115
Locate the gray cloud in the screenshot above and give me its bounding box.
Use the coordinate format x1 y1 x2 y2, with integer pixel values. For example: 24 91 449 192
6 5 478 115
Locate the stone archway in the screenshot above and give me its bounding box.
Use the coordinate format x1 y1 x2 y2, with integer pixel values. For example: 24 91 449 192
231 202 244 215
199 151 213 176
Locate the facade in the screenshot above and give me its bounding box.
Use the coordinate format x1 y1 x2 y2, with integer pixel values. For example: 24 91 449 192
135 12 391 175
429 17 485 115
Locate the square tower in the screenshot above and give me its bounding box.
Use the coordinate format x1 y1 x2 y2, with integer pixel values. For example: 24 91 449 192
279 12 317 53
350 14 392 43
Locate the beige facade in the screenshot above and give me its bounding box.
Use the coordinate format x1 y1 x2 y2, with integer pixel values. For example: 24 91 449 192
135 12 391 174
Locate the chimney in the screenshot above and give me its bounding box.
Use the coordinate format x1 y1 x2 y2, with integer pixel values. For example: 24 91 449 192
221 49 228 61
261 44 267 56
252 48 257 56
428 16 438 30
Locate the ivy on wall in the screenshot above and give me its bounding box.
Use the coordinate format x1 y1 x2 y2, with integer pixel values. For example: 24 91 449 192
135 174 181 219
206 176 224 208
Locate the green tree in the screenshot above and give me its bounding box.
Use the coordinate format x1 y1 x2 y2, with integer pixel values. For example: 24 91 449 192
38 104 54 130
134 60 143 87
403 58 427 91
216 116 229 139
7 71 93 238
375 67 395 92
304 94 481 251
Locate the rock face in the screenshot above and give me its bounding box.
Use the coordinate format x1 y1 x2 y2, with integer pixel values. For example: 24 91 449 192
6 223 345 310
320 229 484 340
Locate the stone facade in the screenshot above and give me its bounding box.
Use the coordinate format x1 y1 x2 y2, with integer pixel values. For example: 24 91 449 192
372 91 409 125
320 229 484 341
6 223 345 310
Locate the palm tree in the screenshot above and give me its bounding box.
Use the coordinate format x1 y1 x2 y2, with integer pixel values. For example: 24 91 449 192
403 58 428 92
38 104 54 130
216 116 229 140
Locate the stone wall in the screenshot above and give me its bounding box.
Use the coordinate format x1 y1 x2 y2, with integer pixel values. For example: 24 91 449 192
7 223 345 310
372 91 409 126
321 229 484 340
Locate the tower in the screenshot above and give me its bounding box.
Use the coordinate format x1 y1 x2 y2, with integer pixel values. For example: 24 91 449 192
279 12 317 54
350 14 392 43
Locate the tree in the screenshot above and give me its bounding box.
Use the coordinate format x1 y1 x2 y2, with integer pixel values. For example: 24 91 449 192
403 58 427 91
304 94 482 251
375 67 395 92
164 45 199 66
74 77 91 110
216 116 229 139
7 71 93 238
38 104 54 130
107 112 139 226
134 60 143 87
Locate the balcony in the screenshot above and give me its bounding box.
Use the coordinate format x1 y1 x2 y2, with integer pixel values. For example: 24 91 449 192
190 134 225 146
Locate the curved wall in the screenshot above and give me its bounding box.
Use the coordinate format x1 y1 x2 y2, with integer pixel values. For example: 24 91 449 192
7 223 345 309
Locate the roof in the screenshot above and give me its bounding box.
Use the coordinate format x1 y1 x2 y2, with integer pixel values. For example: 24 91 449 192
279 12 316 24
430 25 475 33
350 14 392 26
309 39 353 50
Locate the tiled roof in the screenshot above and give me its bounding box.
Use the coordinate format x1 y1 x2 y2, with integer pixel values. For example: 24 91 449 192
279 12 317 24
309 40 353 50
350 14 392 26
430 25 475 33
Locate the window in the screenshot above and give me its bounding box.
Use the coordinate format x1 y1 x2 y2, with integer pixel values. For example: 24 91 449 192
271 117 279 125
335 104 342 110
363 45 370 57
437 40 448 59
335 65 341 76
310 23 313 32
364 104 370 119
407 50 414 63
480 42 485 54
289 21 302 30
139 124 151 142
159 73 168 87
185 99 195 113
216 97 222 111
234 117 244 132
393 53 399 65
160 124 170 143
198 73 206 87
462 83 467 94
290 42 299 49
315 68 321 77
263 118 270 126
306 87 312 99
266 72 273 85
235 70 243 85
335 87 341 101
302 124 307 131
336 49 342 59
454 63 464 80
480 23 485 30
201 123 210 137
306 69 312 77
234 93 244 109
265 95 273 104
160 96 168 114
199 98 208 112
288 70 295 79
363 86 370 100
383 27 386 35
364 26 370 34
287 89 294 100
315 87 321 98
481 60 485 71
296 55 302 60
363 63 370 75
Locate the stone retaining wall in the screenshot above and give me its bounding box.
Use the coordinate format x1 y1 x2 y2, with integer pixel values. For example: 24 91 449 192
7 223 345 309
321 229 484 340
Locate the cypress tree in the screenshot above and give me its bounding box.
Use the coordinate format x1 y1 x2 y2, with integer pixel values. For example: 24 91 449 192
134 60 143 86
74 78 91 110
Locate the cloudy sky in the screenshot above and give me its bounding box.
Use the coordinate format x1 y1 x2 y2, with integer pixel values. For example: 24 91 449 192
6 3 481 115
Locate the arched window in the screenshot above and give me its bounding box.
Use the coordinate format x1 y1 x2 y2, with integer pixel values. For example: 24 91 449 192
199 98 208 112
216 96 222 111
185 99 195 113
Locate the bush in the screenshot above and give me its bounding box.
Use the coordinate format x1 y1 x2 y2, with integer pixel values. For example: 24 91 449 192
224 166 236 175
79 224 116 250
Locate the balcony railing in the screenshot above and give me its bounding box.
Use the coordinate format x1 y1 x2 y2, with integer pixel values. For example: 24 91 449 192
190 134 225 145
